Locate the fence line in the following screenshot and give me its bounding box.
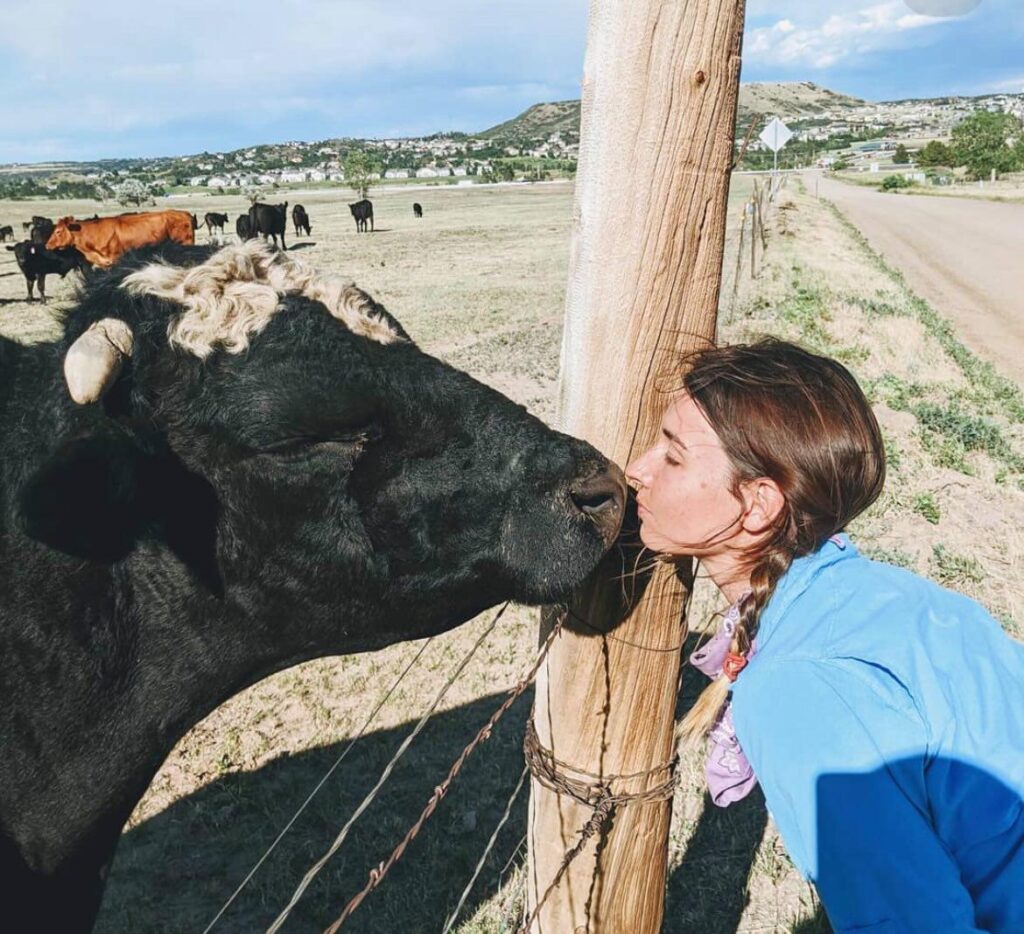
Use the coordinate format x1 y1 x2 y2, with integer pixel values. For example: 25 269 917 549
201 636 436 934
441 765 530 934
266 603 512 932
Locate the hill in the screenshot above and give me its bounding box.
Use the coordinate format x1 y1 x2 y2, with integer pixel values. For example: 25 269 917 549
737 81 865 122
477 100 582 141
478 82 868 141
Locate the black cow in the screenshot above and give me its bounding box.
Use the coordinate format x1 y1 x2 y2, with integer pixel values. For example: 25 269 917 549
204 211 229 236
0 225 13 242
5 240 87 301
30 216 55 246
0 239 624 930
292 203 311 236
248 200 288 249
235 214 253 240
413 202 423 218
350 198 374 233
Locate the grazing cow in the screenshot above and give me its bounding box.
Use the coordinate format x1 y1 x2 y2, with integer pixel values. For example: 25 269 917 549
4 241 86 302
0 239 624 931
413 202 423 218
292 203 311 237
248 201 288 249
350 198 374 232
204 212 229 236
46 210 195 267
0 225 13 242
235 214 254 241
30 215 55 246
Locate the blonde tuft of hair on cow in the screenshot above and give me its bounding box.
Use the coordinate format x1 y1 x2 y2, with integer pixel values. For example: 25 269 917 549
120 240 401 359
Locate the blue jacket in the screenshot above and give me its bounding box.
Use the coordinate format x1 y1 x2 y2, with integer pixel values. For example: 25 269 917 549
730 535 1024 933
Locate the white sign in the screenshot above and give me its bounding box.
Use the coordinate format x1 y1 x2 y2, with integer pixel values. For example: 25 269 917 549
759 117 793 153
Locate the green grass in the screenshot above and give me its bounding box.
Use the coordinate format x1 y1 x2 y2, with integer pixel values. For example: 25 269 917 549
823 198 1024 426
931 545 986 586
866 374 1023 479
775 280 870 366
912 492 941 525
861 545 918 571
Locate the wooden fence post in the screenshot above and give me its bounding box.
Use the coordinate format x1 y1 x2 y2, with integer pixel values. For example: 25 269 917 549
526 1 747 931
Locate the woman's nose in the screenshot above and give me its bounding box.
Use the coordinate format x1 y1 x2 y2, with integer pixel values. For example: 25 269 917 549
625 449 653 487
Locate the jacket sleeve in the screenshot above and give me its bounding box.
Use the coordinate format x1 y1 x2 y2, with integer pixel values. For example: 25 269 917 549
730 658 983 933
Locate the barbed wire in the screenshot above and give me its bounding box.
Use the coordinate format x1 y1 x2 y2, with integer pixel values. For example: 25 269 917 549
440 764 530 934
321 609 566 932
201 636 435 933
266 602 513 933
517 718 677 932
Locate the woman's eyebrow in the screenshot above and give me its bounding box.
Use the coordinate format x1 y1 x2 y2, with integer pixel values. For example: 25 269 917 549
661 428 687 448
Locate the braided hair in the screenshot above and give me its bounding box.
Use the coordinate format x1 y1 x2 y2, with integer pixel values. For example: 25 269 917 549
676 339 886 743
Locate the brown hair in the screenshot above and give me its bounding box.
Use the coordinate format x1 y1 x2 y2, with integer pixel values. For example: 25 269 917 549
676 338 886 743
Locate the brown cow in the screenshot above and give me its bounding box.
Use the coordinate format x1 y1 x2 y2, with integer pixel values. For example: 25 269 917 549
46 210 195 267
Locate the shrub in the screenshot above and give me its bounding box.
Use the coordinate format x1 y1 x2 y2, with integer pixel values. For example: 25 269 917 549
881 175 914 192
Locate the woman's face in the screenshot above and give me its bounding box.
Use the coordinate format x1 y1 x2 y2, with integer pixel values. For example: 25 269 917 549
625 394 743 557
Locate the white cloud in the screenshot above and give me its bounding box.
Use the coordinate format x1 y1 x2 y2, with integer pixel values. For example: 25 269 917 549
983 74 1024 93
746 1 954 67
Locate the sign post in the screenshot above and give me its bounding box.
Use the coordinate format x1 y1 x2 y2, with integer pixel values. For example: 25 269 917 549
760 115 792 199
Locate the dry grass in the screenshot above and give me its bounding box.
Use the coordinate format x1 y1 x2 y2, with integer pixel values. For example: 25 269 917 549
0 175 1019 933
831 169 1024 204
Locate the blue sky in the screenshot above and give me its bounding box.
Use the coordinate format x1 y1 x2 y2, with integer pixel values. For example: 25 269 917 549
1 0 1019 164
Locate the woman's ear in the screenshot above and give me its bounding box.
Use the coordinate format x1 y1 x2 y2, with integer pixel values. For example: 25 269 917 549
739 477 786 535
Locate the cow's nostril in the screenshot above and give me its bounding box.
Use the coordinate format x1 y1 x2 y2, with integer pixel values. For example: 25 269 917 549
570 464 626 542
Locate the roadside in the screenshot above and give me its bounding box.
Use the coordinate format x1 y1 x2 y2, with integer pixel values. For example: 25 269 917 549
816 171 1024 381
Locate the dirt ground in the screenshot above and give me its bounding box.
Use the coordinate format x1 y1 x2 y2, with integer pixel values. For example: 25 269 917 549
816 171 1024 381
1 178 1021 932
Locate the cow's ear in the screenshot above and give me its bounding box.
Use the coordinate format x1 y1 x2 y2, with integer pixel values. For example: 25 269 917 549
18 434 223 595
4 246 13 252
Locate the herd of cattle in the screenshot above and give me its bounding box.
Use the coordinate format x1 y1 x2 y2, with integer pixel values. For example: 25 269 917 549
1 197 426 303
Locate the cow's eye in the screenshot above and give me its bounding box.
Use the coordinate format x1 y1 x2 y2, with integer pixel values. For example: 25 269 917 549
261 423 383 457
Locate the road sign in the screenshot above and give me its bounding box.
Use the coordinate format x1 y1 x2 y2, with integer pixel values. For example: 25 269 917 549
760 117 793 153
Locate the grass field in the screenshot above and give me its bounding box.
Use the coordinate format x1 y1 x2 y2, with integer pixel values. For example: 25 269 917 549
0 177 1020 932
831 168 1024 203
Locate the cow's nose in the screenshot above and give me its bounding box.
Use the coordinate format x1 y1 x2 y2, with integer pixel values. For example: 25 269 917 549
570 462 626 543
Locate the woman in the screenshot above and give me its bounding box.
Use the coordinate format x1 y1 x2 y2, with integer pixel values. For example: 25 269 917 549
625 339 1024 933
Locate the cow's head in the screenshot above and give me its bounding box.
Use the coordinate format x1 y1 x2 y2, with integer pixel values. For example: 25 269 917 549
45 219 79 250
20 241 624 650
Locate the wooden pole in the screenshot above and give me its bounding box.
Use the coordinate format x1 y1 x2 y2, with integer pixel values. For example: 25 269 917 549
755 182 768 250
527 1 746 931
750 200 758 279
731 208 747 306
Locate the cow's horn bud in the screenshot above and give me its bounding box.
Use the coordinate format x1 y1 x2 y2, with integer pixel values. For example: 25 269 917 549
64 318 135 404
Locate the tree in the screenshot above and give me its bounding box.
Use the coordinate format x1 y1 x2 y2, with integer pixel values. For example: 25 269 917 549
344 151 380 199
112 178 150 207
243 185 265 204
917 140 953 168
951 111 1022 179
893 143 909 165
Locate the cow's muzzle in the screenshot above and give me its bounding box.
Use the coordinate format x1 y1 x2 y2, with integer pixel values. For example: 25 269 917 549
570 463 626 544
